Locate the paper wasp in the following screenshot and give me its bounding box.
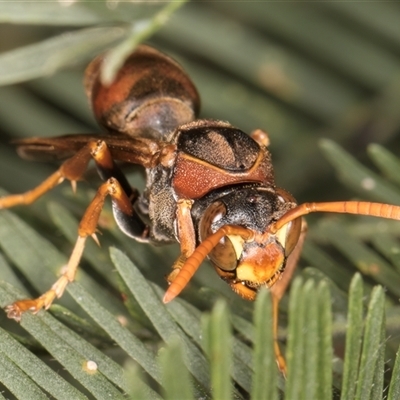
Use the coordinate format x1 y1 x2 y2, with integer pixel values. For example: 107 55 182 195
2 45 400 372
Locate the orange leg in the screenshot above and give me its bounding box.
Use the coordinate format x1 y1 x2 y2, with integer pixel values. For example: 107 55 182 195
166 199 196 283
0 144 94 209
5 177 135 321
0 139 128 209
3 140 144 320
270 220 307 374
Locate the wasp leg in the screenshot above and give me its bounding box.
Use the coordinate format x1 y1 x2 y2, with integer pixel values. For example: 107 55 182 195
270 219 308 375
0 144 95 208
0 138 145 208
0 140 119 208
166 199 196 283
0 139 148 238
5 177 137 321
90 140 147 240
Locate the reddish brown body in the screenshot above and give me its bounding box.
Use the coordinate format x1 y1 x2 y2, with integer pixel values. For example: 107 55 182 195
85 45 200 137
2 44 400 374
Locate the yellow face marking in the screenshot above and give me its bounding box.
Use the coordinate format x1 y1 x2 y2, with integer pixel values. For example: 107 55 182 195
275 223 289 249
235 241 285 285
226 234 245 260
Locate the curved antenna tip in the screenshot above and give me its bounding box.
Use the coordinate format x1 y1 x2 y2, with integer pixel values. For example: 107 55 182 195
163 291 175 304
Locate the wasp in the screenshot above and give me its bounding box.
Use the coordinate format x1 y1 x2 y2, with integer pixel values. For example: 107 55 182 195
2 45 400 372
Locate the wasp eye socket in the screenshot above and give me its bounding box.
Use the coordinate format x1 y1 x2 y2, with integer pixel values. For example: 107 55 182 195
199 201 238 271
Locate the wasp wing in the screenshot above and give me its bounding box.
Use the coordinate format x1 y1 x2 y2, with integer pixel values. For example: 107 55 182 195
14 134 161 168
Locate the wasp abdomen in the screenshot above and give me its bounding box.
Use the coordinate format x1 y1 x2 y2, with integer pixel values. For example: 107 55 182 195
85 45 200 139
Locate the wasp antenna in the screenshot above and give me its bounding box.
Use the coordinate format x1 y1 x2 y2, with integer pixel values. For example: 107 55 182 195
163 232 222 303
163 229 218 303
163 264 196 303
270 201 400 234
163 225 254 303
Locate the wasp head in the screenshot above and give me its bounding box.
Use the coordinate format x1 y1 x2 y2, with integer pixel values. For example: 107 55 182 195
198 186 301 300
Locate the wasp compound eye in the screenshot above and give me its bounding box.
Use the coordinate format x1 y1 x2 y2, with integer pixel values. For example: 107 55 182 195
199 201 238 271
